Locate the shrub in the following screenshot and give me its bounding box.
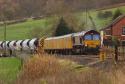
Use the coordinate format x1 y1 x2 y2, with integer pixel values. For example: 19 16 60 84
113 9 122 20
45 68 111 84
104 11 113 18
16 54 112 84
97 11 104 18
20 55 62 79
97 11 112 19
28 28 44 38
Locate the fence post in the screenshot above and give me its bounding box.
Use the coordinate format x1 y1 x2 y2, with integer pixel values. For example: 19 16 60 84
114 45 118 62
111 36 119 63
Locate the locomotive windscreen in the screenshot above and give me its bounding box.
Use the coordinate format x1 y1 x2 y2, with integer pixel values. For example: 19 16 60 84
93 34 100 40
84 34 100 40
84 35 92 40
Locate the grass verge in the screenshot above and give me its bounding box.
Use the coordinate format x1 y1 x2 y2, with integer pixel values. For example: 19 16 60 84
0 57 21 84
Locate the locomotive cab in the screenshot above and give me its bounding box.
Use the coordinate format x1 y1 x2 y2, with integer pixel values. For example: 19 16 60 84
83 30 101 54
71 30 101 54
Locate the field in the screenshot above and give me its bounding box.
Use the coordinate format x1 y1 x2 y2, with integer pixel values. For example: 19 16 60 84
78 5 125 30
0 57 21 84
0 18 55 40
0 6 125 40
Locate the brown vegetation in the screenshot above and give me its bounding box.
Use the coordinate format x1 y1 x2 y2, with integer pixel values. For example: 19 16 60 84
15 54 125 84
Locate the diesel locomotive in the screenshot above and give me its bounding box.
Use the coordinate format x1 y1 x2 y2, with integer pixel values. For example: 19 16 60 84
41 30 101 54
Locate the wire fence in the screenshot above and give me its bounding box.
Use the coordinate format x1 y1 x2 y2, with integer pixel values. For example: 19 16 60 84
103 40 125 61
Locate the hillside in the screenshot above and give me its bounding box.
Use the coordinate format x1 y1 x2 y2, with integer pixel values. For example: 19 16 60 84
0 0 125 20
0 5 125 40
0 18 55 40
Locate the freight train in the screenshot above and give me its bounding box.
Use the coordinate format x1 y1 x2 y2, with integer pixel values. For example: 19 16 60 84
0 30 101 56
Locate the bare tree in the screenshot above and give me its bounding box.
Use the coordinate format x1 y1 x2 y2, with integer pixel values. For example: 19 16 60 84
45 0 73 16
18 0 47 17
0 0 19 20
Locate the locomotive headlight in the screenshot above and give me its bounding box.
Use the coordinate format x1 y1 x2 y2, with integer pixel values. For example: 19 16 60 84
85 44 87 47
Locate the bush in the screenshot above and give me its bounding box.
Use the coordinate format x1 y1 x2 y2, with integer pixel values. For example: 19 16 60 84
97 11 112 19
28 28 43 38
21 55 62 79
104 11 113 18
16 54 113 84
97 11 104 18
45 68 111 84
113 9 122 20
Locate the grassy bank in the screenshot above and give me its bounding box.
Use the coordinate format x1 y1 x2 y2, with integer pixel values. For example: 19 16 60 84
0 18 54 40
0 57 21 84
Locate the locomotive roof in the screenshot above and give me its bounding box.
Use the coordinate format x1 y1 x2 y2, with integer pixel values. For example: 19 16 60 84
45 30 97 40
72 31 86 36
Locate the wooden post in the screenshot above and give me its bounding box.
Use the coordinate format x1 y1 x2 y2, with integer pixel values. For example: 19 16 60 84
115 45 118 62
112 36 119 63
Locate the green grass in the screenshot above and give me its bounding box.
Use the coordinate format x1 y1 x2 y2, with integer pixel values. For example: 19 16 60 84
77 5 125 30
0 57 21 84
0 18 54 40
101 5 125 13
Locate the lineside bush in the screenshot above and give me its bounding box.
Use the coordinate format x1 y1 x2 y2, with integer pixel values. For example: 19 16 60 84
18 55 62 79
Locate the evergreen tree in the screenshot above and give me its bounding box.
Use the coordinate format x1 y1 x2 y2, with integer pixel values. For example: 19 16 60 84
54 17 74 36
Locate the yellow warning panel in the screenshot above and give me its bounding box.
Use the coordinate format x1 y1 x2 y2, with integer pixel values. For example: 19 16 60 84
99 51 106 61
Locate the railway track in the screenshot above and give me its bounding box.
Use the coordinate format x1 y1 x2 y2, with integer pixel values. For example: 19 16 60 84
57 54 125 70
56 55 100 66
55 54 121 71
